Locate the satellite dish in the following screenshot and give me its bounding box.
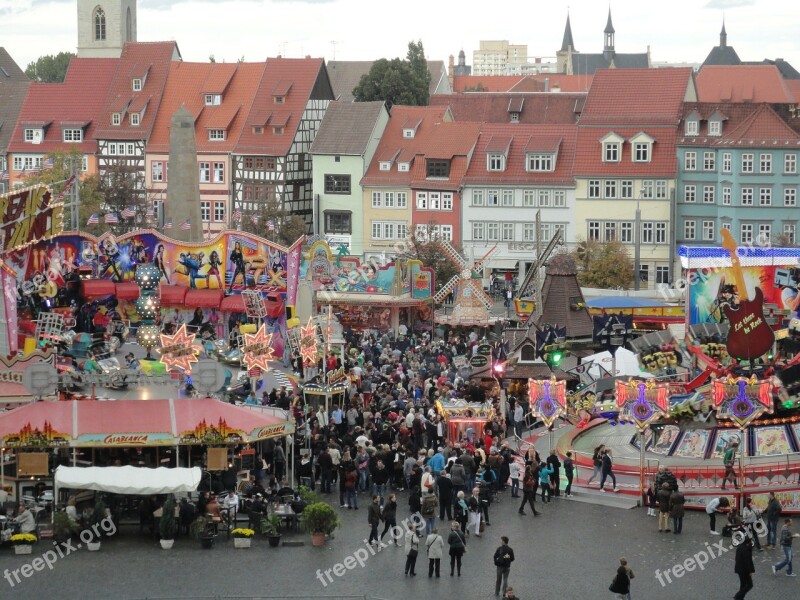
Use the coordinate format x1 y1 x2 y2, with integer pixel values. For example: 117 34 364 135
22 363 59 399
192 360 227 396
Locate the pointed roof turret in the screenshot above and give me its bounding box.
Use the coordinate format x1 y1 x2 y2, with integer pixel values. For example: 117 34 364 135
720 18 728 47
604 8 615 34
561 13 576 51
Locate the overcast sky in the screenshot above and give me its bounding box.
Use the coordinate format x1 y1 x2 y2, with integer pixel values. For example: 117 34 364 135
2 0 799 73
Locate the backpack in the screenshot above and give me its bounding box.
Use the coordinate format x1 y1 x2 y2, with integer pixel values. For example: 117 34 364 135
453 501 465 520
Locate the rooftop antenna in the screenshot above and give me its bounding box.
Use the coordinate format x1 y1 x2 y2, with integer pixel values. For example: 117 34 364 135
330 41 343 61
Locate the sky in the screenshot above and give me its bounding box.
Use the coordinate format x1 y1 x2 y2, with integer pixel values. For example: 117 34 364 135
1 0 799 73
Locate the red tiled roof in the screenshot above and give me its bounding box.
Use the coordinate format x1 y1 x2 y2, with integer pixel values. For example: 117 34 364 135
719 104 800 145
271 80 293 96
94 42 179 141
408 121 482 190
581 68 693 126
696 65 795 103
524 135 562 154
677 102 800 146
203 103 241 130
509 74 593 93
203 63 237 94
452 75 526 93
462 123 577 186
429 93 585 125
483 134 512 154
8 58 117 154
573 126 678 177
787 80 800 102
236 57 326 155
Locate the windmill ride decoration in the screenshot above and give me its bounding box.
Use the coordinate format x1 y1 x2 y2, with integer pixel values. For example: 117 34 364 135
528 376 567 429
712 375 773 429
433 240 498 326
614 378 670 432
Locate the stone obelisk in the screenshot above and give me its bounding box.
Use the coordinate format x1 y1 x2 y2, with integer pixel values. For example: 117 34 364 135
165 105 202 242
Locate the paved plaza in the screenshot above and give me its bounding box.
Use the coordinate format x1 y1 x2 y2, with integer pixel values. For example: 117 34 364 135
3 486 795 600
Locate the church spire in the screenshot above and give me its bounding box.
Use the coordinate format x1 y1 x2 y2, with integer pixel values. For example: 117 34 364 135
604 8 615 34
561 12 576 52
720 17 728 47
604 8 615 57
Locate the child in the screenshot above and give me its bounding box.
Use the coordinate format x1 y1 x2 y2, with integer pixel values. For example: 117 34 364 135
619 557 635 600
646 484 657 517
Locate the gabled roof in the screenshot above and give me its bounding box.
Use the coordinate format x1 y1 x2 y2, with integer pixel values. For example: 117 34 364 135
310 100 388 156
573 126 678 177
720 104 800 146
787 80 800 102
569 53 650 76
430 92 585 124
95 42 180 141
327 60 447 102
463 123 577 186
758 58 800 80
203 63 237 95
702 45 741 67
696 65 796 103
8 58 117 154
0 80 30 153
509 74 593 93
581 68 694 126
677 101 800 145
235 57 330 155
0 47 28 82
408 121 482 191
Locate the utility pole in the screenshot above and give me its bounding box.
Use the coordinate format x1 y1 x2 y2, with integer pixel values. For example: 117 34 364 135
634 200 641 291
69 157 81 231
533 210 543 321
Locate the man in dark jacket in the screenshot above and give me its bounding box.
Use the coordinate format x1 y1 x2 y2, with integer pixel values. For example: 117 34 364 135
733 529 755 599
599 449 617 492
765 491 782 549
367 495 381 546
654 465 678 492
437 470 454 522
493 535 515 596
657 482 672 532
546 450 561 497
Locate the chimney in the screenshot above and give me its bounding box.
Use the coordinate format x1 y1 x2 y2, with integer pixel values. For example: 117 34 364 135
448 54 455 90
544 78 550 92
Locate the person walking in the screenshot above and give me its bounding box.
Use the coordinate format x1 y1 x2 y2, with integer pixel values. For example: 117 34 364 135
563 451 575 497
733 526 755 599
587 444 604 485
509 459 521 499
380 494 398 545
454 490 469 534
619 558 634 600
608 564 631 600
518 465 540 516
669 486 685 534
493 535 515 597
421 488 438 535
367 494 381 546
467 487 482 537
599 449 618 492
657 482 672 533
404 523 421 576
765 491 783 549
707 496 730 535
426 527 444 578
447 521 466 576
437 470 454 522
538 461 553 503
772 517 799 576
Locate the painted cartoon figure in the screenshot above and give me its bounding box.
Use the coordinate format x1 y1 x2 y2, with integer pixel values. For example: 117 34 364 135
154 244 170 283
98 239 122 281
206 250 223 288
46 246 66 288
228 242 247 291
175 252 207 289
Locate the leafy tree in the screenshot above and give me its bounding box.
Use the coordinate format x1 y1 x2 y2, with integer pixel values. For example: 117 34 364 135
397 220 460 293
98 160 152 234
238 196 306 247
352 40 430 108
570 240 633 289
773 232 797 248
25 52 75 83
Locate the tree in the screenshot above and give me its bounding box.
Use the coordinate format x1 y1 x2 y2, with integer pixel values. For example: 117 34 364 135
239 196 306 247
25 52 75 83
397 220 460 293
570 240 634 289
352 40 430 108
773 232 797 248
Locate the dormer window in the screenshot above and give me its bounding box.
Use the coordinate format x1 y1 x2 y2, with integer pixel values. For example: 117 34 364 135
24 128 43 144
379 162 391 171
209 129 225 141
398 162 410 172
130 113 140 126
132 78 142 92
252 126 263 135
487 153 505 172
204 94 221 106
708 120 722 136
112 113 121 126
274 96 284 105
63 128 83 142
510 113 519 123
685 119 699 136
426 159 450 178
527 154 554 172
273 126 284 135
403 128 415 139
629 132 654 163
601 132 624 163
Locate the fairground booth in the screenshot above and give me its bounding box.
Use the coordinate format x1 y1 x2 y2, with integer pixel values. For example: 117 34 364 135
436 399 494 444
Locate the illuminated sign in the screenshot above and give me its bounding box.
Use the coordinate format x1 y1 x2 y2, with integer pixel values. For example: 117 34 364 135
0 185 63 252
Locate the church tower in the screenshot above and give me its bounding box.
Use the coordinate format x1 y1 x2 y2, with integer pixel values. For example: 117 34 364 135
77 0 137 58
556 12 576 74
603 8 616 62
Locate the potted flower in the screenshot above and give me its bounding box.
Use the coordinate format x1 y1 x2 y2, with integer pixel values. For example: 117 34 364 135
303 502 340 547
159 496 177 550
260 514 283 548
190 515 215 550
11 533 37 555
85 499 106 551
231 528 255 549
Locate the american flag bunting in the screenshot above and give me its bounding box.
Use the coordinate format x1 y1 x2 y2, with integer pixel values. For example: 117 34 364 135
121 206 136 219
164 218 173 229
104 212 119 224
86 213 100 225
179 219 192 231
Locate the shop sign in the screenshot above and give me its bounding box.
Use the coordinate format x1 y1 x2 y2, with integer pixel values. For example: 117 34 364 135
470 355 489 368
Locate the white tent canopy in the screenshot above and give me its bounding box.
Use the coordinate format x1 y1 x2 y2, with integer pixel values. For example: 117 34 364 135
54 466 202 496
583 348 654 380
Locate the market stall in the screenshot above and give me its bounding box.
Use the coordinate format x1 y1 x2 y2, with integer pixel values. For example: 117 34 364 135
54 465 202 496
435 399 494 443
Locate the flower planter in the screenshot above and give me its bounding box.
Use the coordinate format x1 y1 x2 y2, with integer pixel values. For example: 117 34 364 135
86 541 101 552
267 534 282 548
233 537 251 549
199 536 215 550
14 545 33 555
160 539 175 550
311 533 326 546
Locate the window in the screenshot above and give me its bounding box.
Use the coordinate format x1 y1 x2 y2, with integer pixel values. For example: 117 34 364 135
272 126 283 135
758 224 771 245
213 162 224 183
502 190 514 207
685 120 698 136
371 221 406 240
656 266 670 284
785 154 797 174
200 201 210 222
487 153 505 171
132 79 142 92
604 143 620 162
151 161 164 182
722 223 732 232
655 222 667 244
740 223 753 244
785 188 797 206
760 153 772 174
416 192 427 210
198 162 210 183
641 180 654 199
274 96 284 105
604 222 616 242
708 120 721 136
642 222 654 244
472 222 485 241
722 187 732 206
522 190 535 207
633 142 650 162
426 160 450 178
741 153 754 173
684 184 696 203
703 185 716 204
396 192 407 208
487 223 500 241
588 221 600 241
528 154 554 172
523 223 535 242
94 8 106 41
684 220 696 240
702 220 715 241
759 188 772 206
208 129 225 141
24 129 38 142
204 94 221 106
684 152 697 171
538 190 551 207
473 189 485 206
741 187 754 206
588 180 601 198
510 113 519 123
432 225 453 241
384 192 396 208
487 190 500 206
639 265 649 283
722 152 732 173
371 192 381 208
655 180 667 199
553 190 566 207
324 174 350 194
604 180 617 198
502 223 514 241
130 113 140 126
112 113 121 126
784 224 796 244
621 180 633 199
325 211 351 234
126 143 134 155
703 151 716 171
214 202 225 222
620 222 633 243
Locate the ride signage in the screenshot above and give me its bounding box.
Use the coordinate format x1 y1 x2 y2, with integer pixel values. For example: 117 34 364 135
241 324 274 373
469 355 489 368
0 185 63 253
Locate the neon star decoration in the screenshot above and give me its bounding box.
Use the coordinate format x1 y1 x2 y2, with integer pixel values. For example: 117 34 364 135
615 379 670 431
241 324 275 373
712 375 773 429
299 317 319 367
158 324 198 373
528 376 567 429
